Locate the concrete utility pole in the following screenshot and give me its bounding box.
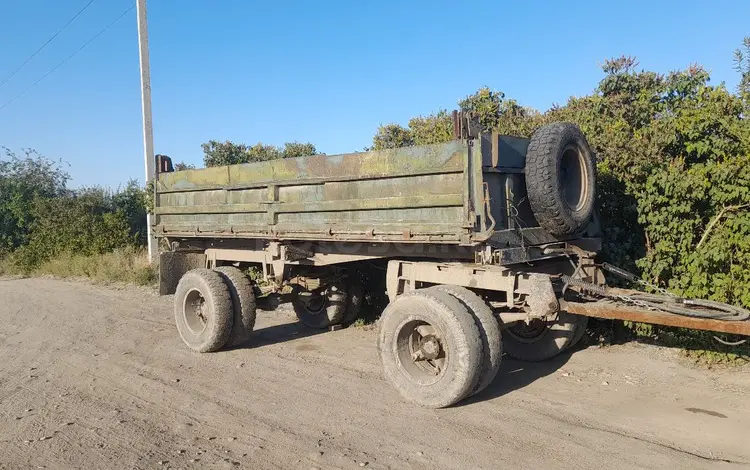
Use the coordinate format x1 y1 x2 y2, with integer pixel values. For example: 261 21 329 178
136 0 157 263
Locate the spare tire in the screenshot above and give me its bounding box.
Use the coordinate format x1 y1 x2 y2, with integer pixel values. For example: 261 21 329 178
525 123 596 236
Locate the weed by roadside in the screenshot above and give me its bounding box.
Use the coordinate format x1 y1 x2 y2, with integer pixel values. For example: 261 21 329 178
0 247 156 286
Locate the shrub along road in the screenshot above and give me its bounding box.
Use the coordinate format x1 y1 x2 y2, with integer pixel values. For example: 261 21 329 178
0 277 749 470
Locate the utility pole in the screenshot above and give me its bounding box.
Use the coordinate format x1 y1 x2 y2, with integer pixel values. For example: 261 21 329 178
136 0 157 263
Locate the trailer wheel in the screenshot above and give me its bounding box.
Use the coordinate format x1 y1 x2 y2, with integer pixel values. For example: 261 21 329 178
377 289 483 408
431 285 502 396
291 281 347 329
525 122 596 236
215 266 257 347
563 315 589 351
502 310 584 362
174 268 233 353
340 277 364 326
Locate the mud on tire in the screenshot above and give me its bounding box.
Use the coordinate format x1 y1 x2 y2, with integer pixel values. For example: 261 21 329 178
431 285 502 396
341 276 364 326
174 268 233 353
215 266 257 347
502 310 585 362
377 289 483 408
291 281 347 329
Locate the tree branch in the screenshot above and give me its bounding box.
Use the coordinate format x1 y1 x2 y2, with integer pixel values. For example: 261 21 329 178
696 204 750 250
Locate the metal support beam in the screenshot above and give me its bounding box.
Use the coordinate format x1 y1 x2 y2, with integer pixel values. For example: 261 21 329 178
563 301 750 336
136 0 157 263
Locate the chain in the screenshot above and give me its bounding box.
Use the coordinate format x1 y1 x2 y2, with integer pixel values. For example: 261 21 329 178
615 294 658 311
634 278 675 298
600 262 676 297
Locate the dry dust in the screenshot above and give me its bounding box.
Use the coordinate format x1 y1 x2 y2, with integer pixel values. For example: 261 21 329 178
1 277 749 470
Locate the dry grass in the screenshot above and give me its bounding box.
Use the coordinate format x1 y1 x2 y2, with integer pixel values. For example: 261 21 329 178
0 247 156 286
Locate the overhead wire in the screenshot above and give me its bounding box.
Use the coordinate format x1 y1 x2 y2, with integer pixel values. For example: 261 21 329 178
0 4 135 113
0 0 97 89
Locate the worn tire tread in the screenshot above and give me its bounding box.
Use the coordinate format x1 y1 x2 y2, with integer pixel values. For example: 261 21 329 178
431 285 502 396
525 122 596 236
377 289 483 408
174 268 233 353
215 266 257 347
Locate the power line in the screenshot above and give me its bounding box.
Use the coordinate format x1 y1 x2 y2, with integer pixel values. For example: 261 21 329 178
0 5 135 113
0 0 97 90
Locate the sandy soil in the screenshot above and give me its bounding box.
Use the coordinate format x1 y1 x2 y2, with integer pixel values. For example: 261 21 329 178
0 277 748 470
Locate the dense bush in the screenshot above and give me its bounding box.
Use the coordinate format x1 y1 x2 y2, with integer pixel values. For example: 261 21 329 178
0 148 69 255
201 140 319 167
369 47 750 314
0 150 149 273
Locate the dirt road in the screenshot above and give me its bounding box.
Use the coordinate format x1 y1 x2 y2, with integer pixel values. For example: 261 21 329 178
0 278 749 470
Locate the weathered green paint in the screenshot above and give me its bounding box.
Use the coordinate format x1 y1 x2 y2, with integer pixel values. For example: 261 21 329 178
157 141 466 193
153 134 555 245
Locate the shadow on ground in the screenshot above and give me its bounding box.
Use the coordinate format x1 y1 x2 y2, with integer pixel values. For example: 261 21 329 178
224 319 328 351
459 349 573 406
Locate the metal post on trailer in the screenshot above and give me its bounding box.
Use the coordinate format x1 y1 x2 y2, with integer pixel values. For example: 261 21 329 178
136 0 157 263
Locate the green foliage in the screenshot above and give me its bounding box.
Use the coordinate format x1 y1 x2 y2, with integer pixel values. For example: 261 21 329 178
408 110 454 146
459 87 544 136
0 149 151 273
1 247 156 286
366 40 750 357
371 124 414 150
282 141 318 159
202 140 318 167
0 148 69 255
113 179 150 246
734 37 750 108
10 188 134 271
459 87 505 131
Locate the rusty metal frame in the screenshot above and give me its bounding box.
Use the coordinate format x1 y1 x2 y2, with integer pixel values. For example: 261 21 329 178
386 260 522 305
563 300 750 336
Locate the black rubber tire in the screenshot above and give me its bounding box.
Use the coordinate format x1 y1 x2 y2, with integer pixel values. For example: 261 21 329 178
291 281 347 329
431 285 502 397
215 266 257 347
563 315 589 352
502 310 585 362
174 268 233 353
525 122 596 236
341 277 364 326
377 289 483 409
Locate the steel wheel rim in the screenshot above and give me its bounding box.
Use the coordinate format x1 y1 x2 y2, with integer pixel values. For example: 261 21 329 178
395 319 447 384
297 288 327 315
183 288 208 335
560 144 589 212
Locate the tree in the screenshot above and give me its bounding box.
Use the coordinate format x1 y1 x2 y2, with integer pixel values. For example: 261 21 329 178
0 148 69 254
282 142 318 159
371 124 414 150
458 87 504 131
202 140 318 167
367 43 750 313
734 36 750 108
408 110 453 146
202 140 254 167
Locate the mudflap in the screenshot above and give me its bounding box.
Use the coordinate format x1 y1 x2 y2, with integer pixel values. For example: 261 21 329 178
525 273 559 317
159 251 207 295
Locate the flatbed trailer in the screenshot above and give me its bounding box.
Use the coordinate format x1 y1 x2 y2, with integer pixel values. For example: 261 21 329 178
155 112 749 408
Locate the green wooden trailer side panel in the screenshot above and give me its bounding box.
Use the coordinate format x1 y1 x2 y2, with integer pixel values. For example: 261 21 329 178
154 140 482 244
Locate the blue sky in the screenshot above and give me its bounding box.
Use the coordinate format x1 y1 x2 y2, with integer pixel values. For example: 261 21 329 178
0 0 748 189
